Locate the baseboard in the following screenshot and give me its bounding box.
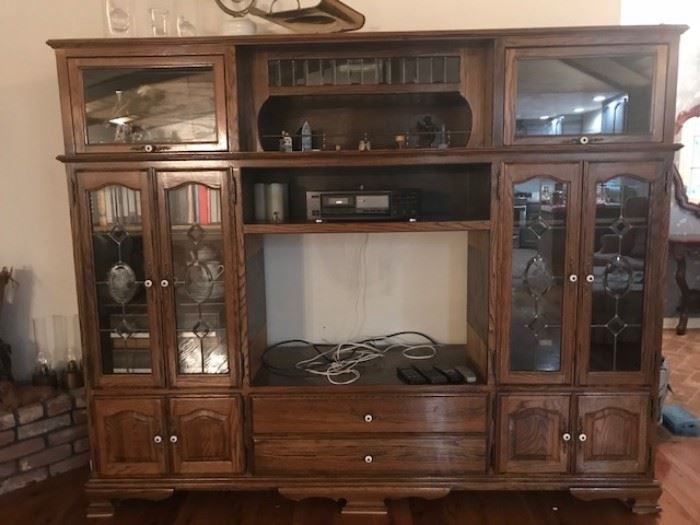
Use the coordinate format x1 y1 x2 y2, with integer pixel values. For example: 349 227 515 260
663 318 700 330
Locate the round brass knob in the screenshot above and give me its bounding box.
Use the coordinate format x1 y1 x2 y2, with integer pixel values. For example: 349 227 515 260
578 433 588 443
144 279 153 288
364 455 373 464
586 274 595 283
160 279 170 288
169 435 178 444
579 136 590 145
562 433 572 442
568 274 578 283
364 414 373 423
143 144 154 153
153 435 163 444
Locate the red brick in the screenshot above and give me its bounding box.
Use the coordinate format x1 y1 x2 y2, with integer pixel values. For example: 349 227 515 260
0 437 44 463
18 444 71 472
71 389 86 409
17 414 71 440
73 437 90 454
47 424 87 446
0 461 16 478
49 452 89 476
0 411 14 431
45 394 72 417
0 467 48 495
73 409 87 425
0 429 15 448
15 402 44 425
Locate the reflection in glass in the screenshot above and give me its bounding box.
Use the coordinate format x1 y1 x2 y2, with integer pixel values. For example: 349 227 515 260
83 66 216 145
589 176 649 372
515 54 654 138
89 185 151 374
168 184 228 375
510 178 568 372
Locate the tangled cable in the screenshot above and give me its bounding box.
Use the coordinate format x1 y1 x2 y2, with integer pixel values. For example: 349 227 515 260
261 331 439 385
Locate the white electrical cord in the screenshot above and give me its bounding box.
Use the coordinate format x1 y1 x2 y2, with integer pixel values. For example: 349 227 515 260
294 334 438 385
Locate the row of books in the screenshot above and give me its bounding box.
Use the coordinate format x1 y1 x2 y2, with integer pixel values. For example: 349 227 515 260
90 186 223 228
169 185 222 226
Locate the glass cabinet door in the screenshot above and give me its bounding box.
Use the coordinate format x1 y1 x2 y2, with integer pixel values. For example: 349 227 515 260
578 162 664 385
157 171 238 387
79 171 163 387
68 56 228 153
499 163 581 384
504 45 667 145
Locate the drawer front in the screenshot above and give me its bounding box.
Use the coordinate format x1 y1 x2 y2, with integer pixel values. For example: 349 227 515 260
252 394 487 434
254 436 487 476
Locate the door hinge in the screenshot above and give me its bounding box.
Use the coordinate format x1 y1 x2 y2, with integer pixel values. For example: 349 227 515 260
230 168 238 206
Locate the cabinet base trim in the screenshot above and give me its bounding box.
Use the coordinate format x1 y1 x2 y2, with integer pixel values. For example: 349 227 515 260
570 484 662 514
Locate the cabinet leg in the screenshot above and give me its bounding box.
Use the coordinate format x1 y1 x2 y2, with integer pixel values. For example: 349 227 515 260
570 486 661 515
86 499 115 522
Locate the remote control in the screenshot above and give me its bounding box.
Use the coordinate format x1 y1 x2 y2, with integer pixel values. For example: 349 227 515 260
434 366 465 384
455 365 478 384
414 365 449 385
397 366 427 385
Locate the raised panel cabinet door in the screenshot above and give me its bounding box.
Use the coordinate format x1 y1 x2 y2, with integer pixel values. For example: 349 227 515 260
76 170 164 388
156 171 239 387
93 397 167 477
504 45 668 145
575 394 649 474
67 55 231 153
578 162 667 385
498 395 571 474
499 163 581 384
169 397 244 475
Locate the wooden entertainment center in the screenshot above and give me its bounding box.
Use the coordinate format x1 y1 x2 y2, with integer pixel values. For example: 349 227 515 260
48 24 685 521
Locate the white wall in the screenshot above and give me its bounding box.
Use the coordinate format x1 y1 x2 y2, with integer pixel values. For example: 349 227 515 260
0 1 621 379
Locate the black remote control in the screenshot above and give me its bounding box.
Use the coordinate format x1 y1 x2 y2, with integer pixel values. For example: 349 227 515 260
397 366 427 385
414 365 449 385
434 366 465 384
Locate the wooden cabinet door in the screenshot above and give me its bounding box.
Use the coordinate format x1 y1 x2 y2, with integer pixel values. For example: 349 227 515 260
76 170 164 388
575 394 649 474
93 398 167 477
156 170 239 387
499 163 581 384
498 395 571 474
577 162 667 385
169 397 244 475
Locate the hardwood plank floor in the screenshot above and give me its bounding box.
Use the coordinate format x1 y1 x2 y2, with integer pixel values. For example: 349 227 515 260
1 439 698 525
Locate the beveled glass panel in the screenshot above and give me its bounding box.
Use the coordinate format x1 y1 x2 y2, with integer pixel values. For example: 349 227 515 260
510 178 569 372
82 66 216 145
168 184 228 375
589 176 649 372
89 185 151 374
514 53 654 138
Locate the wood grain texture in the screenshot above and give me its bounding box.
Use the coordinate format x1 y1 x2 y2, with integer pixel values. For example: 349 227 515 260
251 394 487 434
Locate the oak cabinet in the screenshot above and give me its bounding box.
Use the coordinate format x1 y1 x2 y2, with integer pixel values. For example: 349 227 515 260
93 398 167 477
498 393 650 475
500 161 667 386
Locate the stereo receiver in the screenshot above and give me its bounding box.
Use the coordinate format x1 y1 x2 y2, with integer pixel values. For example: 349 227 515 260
306 190 421 221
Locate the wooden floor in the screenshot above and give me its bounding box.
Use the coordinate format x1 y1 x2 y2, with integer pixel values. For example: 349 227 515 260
663 330 700 416
0 439 698 525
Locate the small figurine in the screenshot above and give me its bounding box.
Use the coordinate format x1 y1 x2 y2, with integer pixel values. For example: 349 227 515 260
438 124 449 149
335 144 342 151
279 131 293 152
416 115 440 148
395 134 407 149
362 132 371 151
300 121 312 152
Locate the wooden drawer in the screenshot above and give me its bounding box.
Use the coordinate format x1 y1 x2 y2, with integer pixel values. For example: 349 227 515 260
254 436 487 476
252 394 487 434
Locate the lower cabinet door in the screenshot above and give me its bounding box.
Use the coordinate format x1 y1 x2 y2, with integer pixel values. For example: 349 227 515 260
498 395 571 474
93 397 167 477
575 394 649 474
169 397 244 475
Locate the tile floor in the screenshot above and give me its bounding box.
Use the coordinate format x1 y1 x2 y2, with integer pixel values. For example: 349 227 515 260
662 329 700 417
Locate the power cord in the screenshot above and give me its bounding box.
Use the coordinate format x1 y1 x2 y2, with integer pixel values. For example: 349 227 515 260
261 331 439 385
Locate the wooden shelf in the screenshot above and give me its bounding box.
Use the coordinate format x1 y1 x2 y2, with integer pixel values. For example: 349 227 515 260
267 82 462 97
243 220 489 235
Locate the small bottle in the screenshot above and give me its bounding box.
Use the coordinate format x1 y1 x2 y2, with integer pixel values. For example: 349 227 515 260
363 132 371 151
300 121 312 152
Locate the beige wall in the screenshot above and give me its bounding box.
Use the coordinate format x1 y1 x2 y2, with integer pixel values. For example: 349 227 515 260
0 1 621 380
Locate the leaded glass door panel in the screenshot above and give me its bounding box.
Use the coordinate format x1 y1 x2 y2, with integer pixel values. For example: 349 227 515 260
158 171 238 387
499 163 581 384
578 162 665 385
78 171 163 387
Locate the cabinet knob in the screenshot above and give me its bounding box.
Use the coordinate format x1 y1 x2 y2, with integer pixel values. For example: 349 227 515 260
579 136 590 145
169 435 178 444
578 433 588 443
568 274 578 283
144 279 153 288
562 433 572 442
364 414 373 423
153 435 163 444
160 279 170 288
143 144 154 153
585 274 595 283
364 455 373 464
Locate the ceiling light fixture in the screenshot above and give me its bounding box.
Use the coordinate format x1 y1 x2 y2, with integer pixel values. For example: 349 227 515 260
539 115 550 120
573 107 585 113
593 95 606 102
